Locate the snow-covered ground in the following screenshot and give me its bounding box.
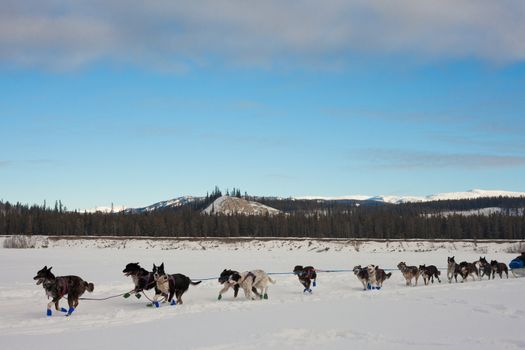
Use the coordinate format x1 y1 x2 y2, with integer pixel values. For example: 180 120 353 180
1 237 524 350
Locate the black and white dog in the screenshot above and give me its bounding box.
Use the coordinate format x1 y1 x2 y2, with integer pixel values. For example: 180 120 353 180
152 263 201 307
33 266 94 316
418 265 441 285
217 269 242 300
353 265 370 290
122 262 156 299
217 269 275 300
293 265 317 293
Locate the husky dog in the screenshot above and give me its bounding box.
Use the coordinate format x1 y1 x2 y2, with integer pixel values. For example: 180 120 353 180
458 261 478 282
397 262 420 286
33 266 94 317
418 265 441 285
490 260 509 279
217 269 241 300
122 262 156 299
367 265 391 289
151 263 201 307
447 256 462 283
293 265 317 293
353 265 370 290
477 257 492 280
219 269 276 300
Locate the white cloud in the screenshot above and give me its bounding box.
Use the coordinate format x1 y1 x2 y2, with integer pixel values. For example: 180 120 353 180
1 0 525 70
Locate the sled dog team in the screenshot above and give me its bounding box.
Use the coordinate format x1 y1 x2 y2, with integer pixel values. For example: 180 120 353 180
447 256 509 283
34 255 513 316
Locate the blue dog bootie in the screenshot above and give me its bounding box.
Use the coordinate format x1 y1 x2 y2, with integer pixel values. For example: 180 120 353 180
170 300 177 306
46 309 52 317
367 283 372 290
65 307 75 316
313 281 317 287
153 301 160 308
60 307 68 313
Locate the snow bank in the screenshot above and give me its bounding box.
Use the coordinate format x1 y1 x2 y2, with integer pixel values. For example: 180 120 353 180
2 235 524 254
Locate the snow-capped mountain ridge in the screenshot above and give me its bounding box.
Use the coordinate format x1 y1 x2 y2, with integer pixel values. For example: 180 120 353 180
84 189 525 213
125 196 197 213
295 189 525 204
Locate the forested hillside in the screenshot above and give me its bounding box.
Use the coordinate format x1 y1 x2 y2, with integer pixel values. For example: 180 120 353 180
1 194 524 239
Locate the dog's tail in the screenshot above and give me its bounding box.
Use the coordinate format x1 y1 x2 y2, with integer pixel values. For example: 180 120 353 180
385 272 392 279
268 277 276 284
190 280 202 286
84 282 95 293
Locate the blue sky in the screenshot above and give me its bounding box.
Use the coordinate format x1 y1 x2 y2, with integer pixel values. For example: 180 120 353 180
1 1 525 210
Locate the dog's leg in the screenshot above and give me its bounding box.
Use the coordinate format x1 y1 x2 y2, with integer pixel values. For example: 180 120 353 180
169 290 176 306
46 300 55 316
65 297 75 316
152 293 161 308
243 285 251 300
218 284 231 300
251 286 262 298
263 285 269 299
244 281 254 300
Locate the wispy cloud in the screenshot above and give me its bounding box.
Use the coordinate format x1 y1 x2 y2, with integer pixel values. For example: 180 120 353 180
353 149 525 170
2 0 525 70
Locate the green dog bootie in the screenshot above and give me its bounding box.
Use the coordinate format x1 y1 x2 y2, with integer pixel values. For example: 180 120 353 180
123 293 131 298
135 293 141 299
263 293 268 300
217 294 222 300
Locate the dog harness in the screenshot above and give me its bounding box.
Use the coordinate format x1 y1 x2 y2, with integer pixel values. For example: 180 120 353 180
242 272 257 284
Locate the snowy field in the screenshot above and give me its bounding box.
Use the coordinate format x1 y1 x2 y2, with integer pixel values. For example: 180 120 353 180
1 237 524 350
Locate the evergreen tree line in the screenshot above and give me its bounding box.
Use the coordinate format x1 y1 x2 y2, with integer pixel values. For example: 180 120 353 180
0 196 524 239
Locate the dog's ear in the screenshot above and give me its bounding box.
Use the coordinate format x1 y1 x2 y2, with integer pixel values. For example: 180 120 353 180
48 266 52 271
160 263 164 270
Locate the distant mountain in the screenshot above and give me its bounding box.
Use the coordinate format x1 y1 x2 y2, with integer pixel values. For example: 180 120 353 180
84 189 525 213
82 205 127 213
295 189 525 204
124 196 198 213
202 196 281 216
